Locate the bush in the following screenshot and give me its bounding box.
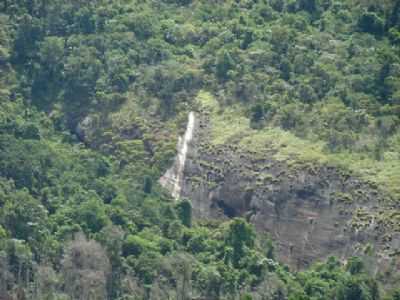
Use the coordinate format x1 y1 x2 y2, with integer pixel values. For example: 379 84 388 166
122 235 159 257
346 257 364 275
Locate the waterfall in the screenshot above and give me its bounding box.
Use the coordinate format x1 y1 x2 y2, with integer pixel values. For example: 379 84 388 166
160 112 196 199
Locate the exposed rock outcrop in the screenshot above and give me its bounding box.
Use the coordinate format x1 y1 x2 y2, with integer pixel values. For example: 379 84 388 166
76 115 95 142
178 112 400 275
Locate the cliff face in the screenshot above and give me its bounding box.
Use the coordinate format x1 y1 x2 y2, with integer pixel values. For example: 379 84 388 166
167 109 400 280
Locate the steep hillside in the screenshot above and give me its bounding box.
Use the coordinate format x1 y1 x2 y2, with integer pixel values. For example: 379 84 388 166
178 91 400 280
0 0 399 299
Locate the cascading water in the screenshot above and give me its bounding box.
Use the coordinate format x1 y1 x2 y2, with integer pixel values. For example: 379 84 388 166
160 112 196 199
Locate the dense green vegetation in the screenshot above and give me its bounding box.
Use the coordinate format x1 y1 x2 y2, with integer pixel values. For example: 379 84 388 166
0 0 399 299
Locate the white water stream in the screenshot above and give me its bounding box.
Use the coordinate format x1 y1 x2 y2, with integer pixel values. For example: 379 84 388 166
160 112 196 199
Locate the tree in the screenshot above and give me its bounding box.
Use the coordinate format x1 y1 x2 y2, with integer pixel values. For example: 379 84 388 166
280 58 292 81
122 235 159 257
77 196 109 233
270 25 295 53
250 103 265 124
176 199 192 227
63 45 102 102
298 0 319 14
216 50 235 80
336 277 372 300
167 253 193 300
35 264 58 300
143 175 153 194
358 12 385 35
0 251 13 296
13 14 42 64
105 49 132 93
134 251 162 284
38 36 64 76
225 218 256 267
387 0 400 29
10 239 32 287
2 189 48 243
346 257 364 275
198 265 222 298
241 293 253 300
62 233 111 300
391 289 400 300
31 36 65 104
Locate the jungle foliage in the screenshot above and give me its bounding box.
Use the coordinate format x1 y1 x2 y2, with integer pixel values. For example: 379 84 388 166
0 0 399 299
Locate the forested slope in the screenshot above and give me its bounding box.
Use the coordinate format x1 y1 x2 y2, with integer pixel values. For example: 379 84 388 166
0 0 399 299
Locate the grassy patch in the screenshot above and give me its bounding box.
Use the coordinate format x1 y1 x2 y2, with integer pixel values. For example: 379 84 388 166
196 90 400 201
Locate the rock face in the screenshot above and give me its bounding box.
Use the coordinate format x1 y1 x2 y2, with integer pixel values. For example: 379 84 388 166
176 113 400 273
76 115 95 143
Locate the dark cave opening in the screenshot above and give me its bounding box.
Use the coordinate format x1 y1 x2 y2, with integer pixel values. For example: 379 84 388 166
216 200 237 218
